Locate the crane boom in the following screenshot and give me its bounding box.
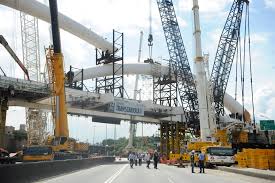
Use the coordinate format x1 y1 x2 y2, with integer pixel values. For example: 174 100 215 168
156 0 199 127
210 0 249 122
148 0 153 60
126 31 144 149
49 0 68 137
21 0 89 160
192 0 211 140
0 35 30 80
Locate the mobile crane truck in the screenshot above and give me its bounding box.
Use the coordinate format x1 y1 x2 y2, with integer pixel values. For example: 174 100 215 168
22 0 88 161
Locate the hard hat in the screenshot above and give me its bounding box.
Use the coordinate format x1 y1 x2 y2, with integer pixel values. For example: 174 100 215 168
192 150 195 153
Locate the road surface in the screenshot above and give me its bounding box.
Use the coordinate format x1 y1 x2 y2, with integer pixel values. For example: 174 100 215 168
37 161 273 183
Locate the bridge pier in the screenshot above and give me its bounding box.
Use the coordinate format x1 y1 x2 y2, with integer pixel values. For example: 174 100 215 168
0 96 8 148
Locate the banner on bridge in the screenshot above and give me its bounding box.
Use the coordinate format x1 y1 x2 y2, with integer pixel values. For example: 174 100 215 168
113 99 144 116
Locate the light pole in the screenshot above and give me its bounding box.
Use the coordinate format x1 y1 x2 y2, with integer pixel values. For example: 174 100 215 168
105 124 108 156
105 144 109 156
92 125 96 145
105 124 107 141
114 124 116 156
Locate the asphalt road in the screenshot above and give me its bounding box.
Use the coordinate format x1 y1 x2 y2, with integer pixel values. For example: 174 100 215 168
37 161 273 183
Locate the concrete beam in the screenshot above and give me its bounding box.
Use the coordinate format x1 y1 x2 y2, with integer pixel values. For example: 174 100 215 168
8 100 161 124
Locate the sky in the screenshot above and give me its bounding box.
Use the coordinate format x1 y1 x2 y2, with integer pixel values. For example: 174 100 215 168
0 0 274 144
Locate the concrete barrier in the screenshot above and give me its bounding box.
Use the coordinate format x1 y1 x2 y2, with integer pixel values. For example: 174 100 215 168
0 156 115 183
218 166 275 181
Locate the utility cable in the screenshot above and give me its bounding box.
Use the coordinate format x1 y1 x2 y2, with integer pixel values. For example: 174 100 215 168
241 4 248 122
148 0 153 59
239 31 243 121
235 39 239 101
247 6 256 127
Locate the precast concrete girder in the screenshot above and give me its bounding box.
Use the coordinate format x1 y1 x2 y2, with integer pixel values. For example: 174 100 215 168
8 100 162 124
72 63 249 119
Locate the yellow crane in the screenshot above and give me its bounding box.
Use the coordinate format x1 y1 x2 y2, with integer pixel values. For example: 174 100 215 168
46 0 69 149
23 0 88 161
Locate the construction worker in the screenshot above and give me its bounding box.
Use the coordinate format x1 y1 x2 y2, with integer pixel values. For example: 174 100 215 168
138 153 142 166
190 150 195 173
198 151 205 173
153 150 159 169
145 152 151 168
128 152 135 168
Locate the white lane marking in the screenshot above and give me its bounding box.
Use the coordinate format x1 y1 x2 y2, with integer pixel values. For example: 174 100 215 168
104 164 127 183
168 177 175 183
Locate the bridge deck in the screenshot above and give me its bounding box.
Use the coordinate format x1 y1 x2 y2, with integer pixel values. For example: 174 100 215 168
0 76 50 101
2 76 185 123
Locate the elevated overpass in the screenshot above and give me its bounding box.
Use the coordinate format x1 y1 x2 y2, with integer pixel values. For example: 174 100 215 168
1 75 183 124
71 62 248 120
2 72 246 125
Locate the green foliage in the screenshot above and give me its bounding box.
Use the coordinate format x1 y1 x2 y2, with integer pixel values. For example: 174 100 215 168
101 136 160 155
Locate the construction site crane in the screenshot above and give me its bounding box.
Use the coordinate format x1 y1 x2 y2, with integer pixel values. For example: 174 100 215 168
159 0 274 166
0 35 29 80
211 0 249 123
148 0 153 60
192 0 212 141
48 0 68 141
20 11 49 146
126 31 144 150
22 0 88 161
156 0 199 128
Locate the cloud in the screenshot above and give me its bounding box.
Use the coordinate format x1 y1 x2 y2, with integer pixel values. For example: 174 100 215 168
265 0 275 9
177 16 188 28
56 0 160 36
250 33 270 44
253 83 275 120
178 0 232 20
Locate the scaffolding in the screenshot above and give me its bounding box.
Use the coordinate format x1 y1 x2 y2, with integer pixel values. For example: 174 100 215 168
20 13 48 145
153 60 178 107
95 30 124 98
45 46 55 129
160 122 185 157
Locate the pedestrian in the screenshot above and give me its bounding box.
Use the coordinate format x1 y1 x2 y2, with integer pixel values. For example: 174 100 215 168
134 152 138 166
198 151 205 173
153 150 159 169
138 153 142 166
145 152 151 168
190 150 195 173
128 152 135 168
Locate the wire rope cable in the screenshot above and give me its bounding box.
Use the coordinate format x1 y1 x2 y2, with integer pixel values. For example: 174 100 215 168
247 5 256 127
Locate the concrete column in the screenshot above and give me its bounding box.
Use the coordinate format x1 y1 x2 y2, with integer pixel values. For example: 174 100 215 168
0 97 8 148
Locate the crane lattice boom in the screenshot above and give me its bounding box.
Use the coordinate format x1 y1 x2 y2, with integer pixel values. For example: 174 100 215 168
211 0 249 121
156 0 199 127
